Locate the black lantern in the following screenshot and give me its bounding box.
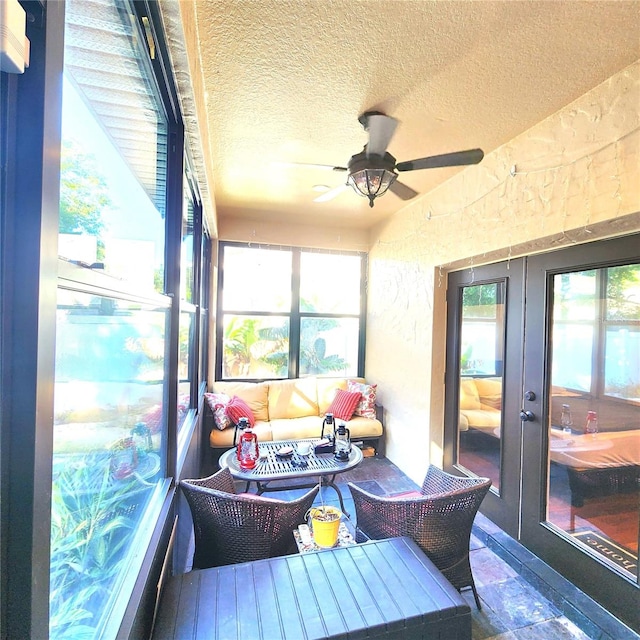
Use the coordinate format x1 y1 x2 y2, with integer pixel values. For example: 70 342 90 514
334 423 351 461
320 413 335 441
233 416 250 446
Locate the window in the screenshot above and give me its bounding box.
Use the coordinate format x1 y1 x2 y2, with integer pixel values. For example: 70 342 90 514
604 267 640 402
217 243 366 380
51 290 169 636
460 283 505 377
51 0 172 636
299 252 362 376
551 265 640 403
58 2 166 294
199 232 212 387
178 178 196 430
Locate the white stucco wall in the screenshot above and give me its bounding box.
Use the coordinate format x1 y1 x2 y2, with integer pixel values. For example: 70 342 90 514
367 61 640 485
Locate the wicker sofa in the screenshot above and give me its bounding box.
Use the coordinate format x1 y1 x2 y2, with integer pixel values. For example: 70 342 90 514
206 377 384 455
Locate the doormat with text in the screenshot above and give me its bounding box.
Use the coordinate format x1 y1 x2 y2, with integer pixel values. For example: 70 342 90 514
572 530 637 573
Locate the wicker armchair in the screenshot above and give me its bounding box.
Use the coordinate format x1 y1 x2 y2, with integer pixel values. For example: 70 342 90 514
181 468 319 569
348 465 491 609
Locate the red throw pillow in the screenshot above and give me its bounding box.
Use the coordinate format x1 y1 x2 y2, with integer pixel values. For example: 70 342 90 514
326 389 362 421
225 395 256 427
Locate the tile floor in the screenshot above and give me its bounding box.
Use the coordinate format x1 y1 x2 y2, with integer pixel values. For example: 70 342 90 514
258 455 639 640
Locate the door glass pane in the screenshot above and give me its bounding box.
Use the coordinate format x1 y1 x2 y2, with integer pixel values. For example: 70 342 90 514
547 264 640 580
550 271 597 392
458 283 505 490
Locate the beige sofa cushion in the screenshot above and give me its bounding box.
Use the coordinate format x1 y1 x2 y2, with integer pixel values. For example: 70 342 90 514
474 377 502 410
269 416 324 440
209 420 272 448
459 377 502 434
316 377 366 414
269 415 384 442
460 379 481 410
343 416 384 439
316 378 348 414
268 378 319 419
212 381 270 422
461 409 501 432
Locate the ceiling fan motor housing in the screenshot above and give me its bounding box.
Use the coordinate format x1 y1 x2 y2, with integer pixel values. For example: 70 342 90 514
347 149 396 173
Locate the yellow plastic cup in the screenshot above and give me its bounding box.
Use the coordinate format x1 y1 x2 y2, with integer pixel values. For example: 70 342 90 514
309 506 341 548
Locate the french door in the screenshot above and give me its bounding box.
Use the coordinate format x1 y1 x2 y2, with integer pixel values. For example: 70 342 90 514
444 259 525 537
444 234 640 631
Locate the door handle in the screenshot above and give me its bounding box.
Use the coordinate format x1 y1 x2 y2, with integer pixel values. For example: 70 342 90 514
520 410 535 422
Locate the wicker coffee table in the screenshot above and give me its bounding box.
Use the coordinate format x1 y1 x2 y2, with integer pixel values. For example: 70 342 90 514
219 438 363 515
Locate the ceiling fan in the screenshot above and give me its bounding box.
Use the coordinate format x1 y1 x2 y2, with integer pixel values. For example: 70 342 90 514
286 111 484 207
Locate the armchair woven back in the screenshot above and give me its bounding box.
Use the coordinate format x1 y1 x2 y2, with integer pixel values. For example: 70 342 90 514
181 467 319 569
348 465 491 608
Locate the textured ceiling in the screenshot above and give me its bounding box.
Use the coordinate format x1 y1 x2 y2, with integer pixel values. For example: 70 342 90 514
189 0 640 230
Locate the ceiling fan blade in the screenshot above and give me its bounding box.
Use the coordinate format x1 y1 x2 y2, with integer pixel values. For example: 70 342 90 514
396 148 484 172
389 180 419 201
313 183 350 203
273 161 348 172
365 113 398 157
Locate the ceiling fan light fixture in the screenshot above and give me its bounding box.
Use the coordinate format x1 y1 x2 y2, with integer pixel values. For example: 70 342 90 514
348 168 397 207
347 150 398 207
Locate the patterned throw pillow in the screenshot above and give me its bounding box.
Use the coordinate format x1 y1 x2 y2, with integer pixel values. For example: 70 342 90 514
326 389 362 421
225 395 256 427
347 380 378 420
204 392 232 431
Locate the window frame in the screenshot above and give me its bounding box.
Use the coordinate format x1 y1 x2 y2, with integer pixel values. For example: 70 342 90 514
52 0 180 635
0 0 211 637
215 242 367 381
176 167 200 449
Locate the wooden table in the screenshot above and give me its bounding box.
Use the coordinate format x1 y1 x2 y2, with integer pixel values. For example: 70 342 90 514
219 438 363 515
152 536 471 640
